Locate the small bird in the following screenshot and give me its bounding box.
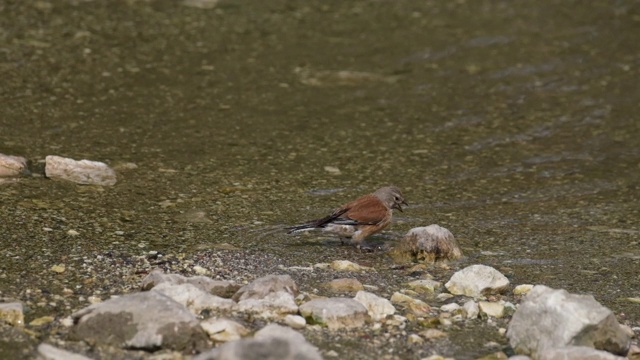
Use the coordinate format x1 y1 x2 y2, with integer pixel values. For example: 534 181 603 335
288 186 408 246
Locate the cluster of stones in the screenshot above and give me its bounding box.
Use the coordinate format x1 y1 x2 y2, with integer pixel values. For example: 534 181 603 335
0 153 121 186
2 259 636 360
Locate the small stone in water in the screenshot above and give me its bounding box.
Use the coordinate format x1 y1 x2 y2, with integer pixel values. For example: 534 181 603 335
51 264 66 273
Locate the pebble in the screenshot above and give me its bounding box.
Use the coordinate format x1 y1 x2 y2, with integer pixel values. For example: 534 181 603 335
50 264 66 273
330 260 372 272
283 314 306 329
29 316 55 326
0 302 24 326
463 300 480 319
479 301 505 318
440 303 461 312
408 333 424 344
420 328 447 339
326 278 364 292
200 317 249 342
407 279 442 293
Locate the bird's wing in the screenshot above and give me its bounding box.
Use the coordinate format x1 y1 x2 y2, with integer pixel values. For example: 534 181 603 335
341 194 389 225
286 207 349 232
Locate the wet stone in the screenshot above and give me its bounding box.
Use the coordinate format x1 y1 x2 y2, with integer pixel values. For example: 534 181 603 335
0 302 24 327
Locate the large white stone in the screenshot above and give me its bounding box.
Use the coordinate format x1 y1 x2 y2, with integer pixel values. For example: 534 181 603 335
354 291 396 321
507 285 630 357
299 298 369 330
445 264 509 297
45 155 116 185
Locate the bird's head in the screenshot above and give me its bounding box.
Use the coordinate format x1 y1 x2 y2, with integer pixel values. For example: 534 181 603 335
374 186 408 212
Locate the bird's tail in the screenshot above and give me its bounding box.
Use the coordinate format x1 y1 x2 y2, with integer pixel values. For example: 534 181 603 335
286 223 317 234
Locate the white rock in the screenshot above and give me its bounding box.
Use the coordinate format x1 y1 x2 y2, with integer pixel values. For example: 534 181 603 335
330 260 372 271
152 282 236 314
71 291 208 351
45 155 116 186
237 291 299 319
478 301 505 318
232 274 298 301
0 154 28 177
445 264 509 297
299 298 370 330
200 318 249 342
440 303 461 313
140 269 238 297
395 225 463 263
36 343 92 360
507 285 630 357
283 314 306 329
463 300 479 319
390 292 431 315
354 291 396 321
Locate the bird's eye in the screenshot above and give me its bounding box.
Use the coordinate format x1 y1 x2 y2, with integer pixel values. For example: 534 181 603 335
394 196 399 201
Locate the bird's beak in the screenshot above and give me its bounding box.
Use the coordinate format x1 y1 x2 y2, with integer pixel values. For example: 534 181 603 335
392 202 406 212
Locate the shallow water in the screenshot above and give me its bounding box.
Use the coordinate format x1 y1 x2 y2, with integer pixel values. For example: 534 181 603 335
1 0 639 358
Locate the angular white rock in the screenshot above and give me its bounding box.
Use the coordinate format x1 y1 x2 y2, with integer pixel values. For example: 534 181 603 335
354 291 396 321
45 155 116 185
151 282 236 314
299 298 370 330
507 285 630 357
237 291 299 319
445 264 509 297
478 301 505 318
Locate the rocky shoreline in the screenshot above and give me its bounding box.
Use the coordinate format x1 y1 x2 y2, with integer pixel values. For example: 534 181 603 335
1 246 638 360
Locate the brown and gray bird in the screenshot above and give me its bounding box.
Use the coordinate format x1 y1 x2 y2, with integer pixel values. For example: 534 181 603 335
287 186 408 246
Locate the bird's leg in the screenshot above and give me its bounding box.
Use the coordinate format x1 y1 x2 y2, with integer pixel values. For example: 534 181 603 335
357 243 375 253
